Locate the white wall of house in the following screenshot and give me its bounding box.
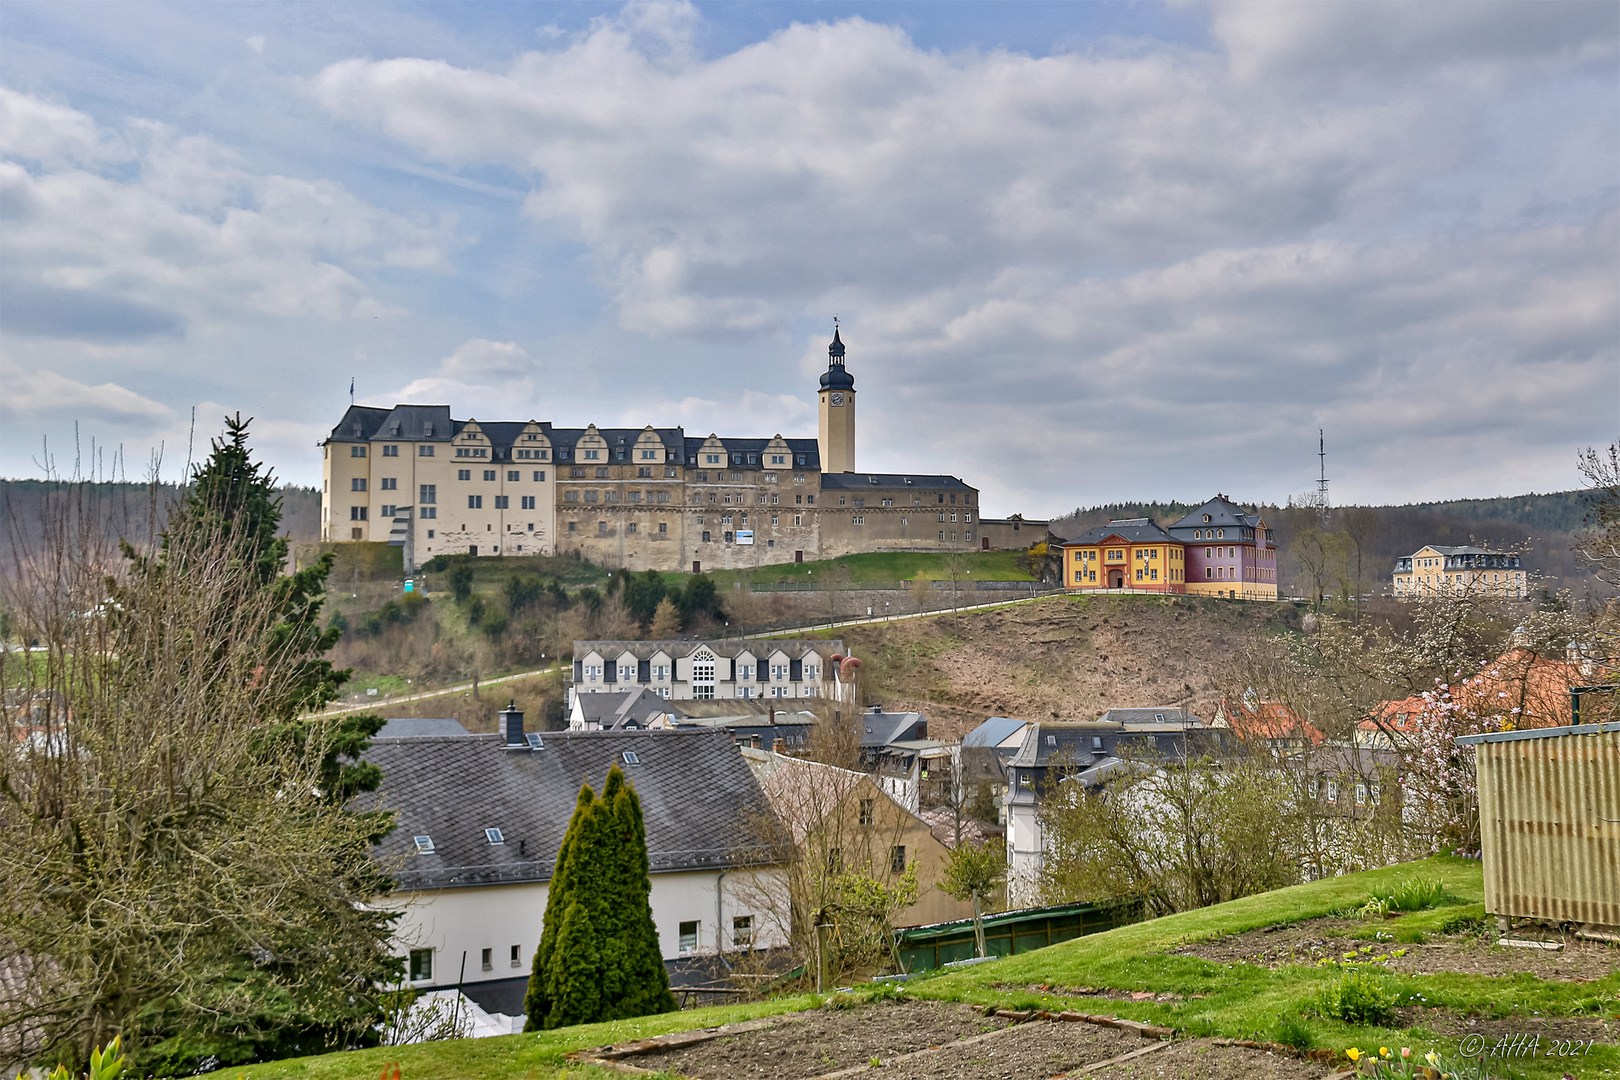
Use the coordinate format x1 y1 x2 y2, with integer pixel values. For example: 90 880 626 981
1004 798 1045 908
386 866 790 994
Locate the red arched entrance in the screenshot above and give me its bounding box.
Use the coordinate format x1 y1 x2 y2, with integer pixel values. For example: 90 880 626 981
1108 568 1125 589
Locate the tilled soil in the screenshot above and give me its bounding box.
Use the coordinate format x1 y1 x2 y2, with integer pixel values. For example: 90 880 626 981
629 999 1008 1078
1172 916 1620 981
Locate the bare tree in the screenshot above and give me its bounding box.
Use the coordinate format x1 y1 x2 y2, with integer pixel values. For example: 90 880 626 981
1 477 398 1073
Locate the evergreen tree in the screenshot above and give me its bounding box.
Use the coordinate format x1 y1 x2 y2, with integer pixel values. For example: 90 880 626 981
522 766 674 1030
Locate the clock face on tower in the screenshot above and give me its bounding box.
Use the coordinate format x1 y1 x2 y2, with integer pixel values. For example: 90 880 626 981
830 393 844 407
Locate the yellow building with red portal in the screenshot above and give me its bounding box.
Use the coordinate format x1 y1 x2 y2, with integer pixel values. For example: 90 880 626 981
1059 518 1186 594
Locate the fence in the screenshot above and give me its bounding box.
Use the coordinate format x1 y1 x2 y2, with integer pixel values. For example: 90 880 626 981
892 898 1143 973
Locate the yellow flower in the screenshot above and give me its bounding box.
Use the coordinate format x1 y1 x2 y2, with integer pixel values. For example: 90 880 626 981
1347 1048 1362 1061
1381 1047 1391 1057
1426 1051 1441 1066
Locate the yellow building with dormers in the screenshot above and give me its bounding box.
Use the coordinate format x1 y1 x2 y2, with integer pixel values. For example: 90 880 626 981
1059 518 1186 593
1392 546 1527 600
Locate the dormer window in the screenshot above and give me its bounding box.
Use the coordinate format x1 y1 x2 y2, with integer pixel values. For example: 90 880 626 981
485 828 505 845
414 835 435 854
1203 514 1210 522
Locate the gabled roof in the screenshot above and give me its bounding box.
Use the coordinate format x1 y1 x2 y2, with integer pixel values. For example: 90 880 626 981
684 437 821 469
573 687 687 729
575 639 841 662
360 728 773 891
962 716 1029 748
1005 722 1117 769
1404 545 1507 558
376 717 474 739
819 473 974 491
1061 518 1177 546
859 709 928 748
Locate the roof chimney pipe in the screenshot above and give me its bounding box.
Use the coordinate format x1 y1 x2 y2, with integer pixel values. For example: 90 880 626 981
501 700 525 748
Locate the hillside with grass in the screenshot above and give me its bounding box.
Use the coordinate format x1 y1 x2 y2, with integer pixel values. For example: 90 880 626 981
204 857 1618 1080
827 592 1300 738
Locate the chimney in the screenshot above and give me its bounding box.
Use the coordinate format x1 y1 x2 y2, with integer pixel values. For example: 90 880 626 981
501 700 525 747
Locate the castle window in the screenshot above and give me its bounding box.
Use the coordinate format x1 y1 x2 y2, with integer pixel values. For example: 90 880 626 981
522 496 536 510
585 449 600 460
419 445 434 456
507 470 519 481
494 496 508 509
380 477 397 490
351 478 367 492
484 470 496 481
351 446 366 458
534 471 545 481
383 445 398 457
565 491 579 502
596 467 610 479
468 495 482 509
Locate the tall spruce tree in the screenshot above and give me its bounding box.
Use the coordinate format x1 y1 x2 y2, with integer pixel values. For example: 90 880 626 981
523 765 674 1030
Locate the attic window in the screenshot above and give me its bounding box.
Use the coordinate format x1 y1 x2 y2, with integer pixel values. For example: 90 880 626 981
622 751 641 766
414 835 435 854
1092 737 1104 750
424 423 433 436
1045 735 1056 746
869 477 879 484
1155 714 1164 722
526 732 544 749
485 828 505 845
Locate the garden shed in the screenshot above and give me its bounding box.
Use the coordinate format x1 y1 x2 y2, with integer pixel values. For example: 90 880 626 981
1457 720 1620 933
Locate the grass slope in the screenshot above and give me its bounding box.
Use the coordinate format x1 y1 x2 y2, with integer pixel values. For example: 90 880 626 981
206 857 1617 1080
687 549 1038 587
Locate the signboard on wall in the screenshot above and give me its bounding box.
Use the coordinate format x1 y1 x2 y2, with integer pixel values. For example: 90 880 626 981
736 530 755 545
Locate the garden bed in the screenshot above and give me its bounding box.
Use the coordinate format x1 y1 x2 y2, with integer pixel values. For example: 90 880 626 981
623 998 1008 1078
1171 916 1620 981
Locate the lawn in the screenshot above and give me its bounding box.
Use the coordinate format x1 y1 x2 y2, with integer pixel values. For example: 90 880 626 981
207 858 1619 1080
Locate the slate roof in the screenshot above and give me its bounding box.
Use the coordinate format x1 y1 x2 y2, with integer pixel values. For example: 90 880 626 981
682 437 820 470
1167 495 1270 542
361 728 774 891
376 717 474 738
1403 545 1504 557
962 716 1029 748
1006 723 1119 770
573 687 687 729
1061 518 1177 546
819 473 974 491
575 639 841 662
859 709 929 748
327 405 392 443
1097 708 1202 728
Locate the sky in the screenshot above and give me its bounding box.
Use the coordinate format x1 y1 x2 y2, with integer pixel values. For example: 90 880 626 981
1 0 1616 517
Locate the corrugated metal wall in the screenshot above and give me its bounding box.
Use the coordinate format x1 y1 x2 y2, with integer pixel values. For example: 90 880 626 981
1477 729 1620 927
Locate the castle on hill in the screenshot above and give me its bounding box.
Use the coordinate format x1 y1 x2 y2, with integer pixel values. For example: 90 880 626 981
321 329 988 572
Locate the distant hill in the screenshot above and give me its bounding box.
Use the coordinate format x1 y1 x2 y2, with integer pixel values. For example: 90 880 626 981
0 480 322 567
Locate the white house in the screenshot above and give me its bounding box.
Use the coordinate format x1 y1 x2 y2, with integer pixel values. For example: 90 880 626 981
572 639 850 702
361 710 788 1017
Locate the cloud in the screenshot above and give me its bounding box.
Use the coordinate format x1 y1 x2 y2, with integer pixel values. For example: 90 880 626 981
0 92 458 342
245 34 265 55
0 361 175 425
308 2 1617 510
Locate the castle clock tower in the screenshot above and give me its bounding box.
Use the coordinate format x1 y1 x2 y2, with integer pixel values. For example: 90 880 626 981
817 325 856 473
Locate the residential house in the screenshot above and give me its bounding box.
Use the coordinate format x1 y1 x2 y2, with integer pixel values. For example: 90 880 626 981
960 716 1031 824
1393 546 1527 600
1166 495 1278 601
742 748 974 930
1003 720 1229 905
568 686 688 730
360 707 787 1017
857 706 954 813
1357 648 1585 750
1059 519 1186 594
1211 699 1323 754
572 639 846 702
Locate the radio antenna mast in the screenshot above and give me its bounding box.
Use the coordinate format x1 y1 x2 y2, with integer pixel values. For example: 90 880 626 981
1315 430 1330 514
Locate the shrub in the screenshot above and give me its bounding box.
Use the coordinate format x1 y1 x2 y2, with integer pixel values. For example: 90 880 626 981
1359 878 1452 919
1315 970 1400 1026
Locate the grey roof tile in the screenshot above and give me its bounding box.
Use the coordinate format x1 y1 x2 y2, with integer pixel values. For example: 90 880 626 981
361 728 773 891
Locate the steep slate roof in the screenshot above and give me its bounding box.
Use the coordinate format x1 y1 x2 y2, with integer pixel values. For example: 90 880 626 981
370 405 454 442
575 639 841 661
819 472 973 491
859 709 928 748
362 728 773 892
1061 518 1178 546
962 716 1028 748
327 405 392 442
573 688 687 729
1167 495 1269 540
376 718 474 738
682 436 820 470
